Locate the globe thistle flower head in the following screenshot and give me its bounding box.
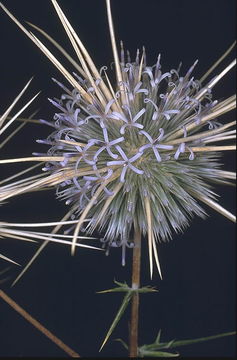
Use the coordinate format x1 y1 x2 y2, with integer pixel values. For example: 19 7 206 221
39 44 235 277
0 0 235 278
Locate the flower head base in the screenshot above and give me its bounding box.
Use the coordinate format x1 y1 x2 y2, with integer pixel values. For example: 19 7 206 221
38 49 233 275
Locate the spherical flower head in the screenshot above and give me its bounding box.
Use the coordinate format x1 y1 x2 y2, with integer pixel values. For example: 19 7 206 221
38 49 232 273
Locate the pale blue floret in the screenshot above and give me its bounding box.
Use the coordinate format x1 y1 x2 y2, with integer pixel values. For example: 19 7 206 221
139 129 174 162
84 167 114 196
119 108 145 134
107 145 144 182
74 141 96 166
174 143 186 160
92 127 124 161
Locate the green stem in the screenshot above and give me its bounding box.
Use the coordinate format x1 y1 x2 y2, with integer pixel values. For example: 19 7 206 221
129 227 142 357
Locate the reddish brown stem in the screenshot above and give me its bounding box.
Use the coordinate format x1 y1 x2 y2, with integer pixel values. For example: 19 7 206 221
0 290 80 357
129 227 142 357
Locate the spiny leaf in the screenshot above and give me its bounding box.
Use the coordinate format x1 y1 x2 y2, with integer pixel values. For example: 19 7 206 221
99 291 132 351
114 338 128 350
163 331 236 349
138 286 158 294
140 350 179 358
97 287 130 294
97 279 129 293
114 279 129 288
97 280 157 294
98 281 158 350
155 329 162 344
139 330 236 356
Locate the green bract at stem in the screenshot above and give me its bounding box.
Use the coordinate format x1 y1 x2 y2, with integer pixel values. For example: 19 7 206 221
98 280 157 351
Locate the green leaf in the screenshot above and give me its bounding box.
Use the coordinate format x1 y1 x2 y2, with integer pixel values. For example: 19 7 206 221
114 338 128 350
164 331 236 349
97 281 157 294
98 280 158 351
140 350 179 358
97 279 130 294
99 291 133 351
139 330 236 357
97 287 130 293
155 329 162 344
114 279 129 288
138 285 158 294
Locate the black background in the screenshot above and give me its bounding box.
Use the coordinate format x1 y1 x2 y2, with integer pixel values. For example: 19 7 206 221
0 0 236 358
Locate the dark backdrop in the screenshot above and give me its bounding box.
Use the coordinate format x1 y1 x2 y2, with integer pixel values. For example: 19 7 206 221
0 0 236 358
